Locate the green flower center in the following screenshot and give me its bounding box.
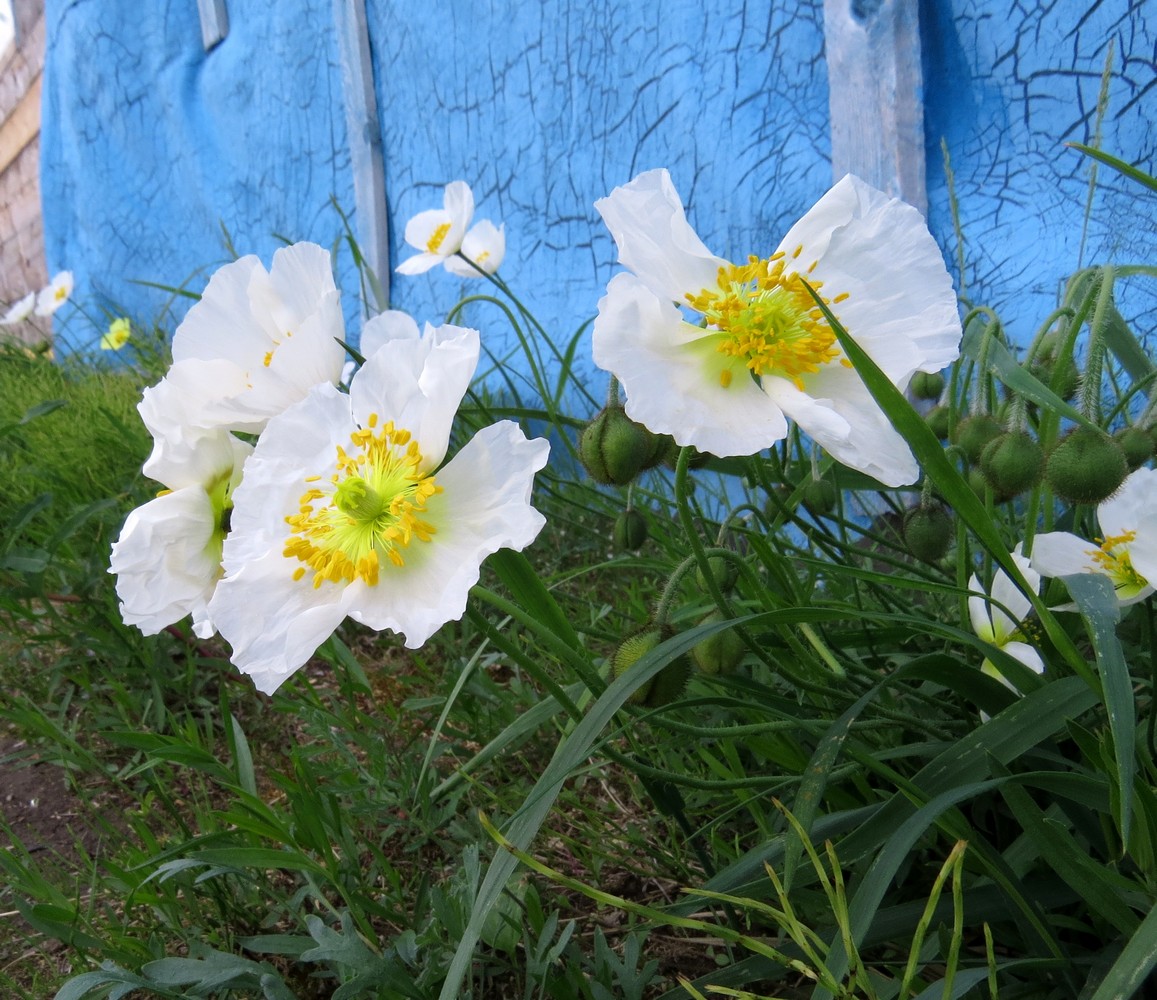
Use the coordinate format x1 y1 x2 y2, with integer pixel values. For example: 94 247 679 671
283 414 441 588
685 250 851 390
1087 531 1148 600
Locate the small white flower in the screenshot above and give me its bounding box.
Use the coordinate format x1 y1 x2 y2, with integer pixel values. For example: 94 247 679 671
1 292 36 325
35 272 73 316
592 170 962 486
208 318 550 694
110 429 251 639
146 242 346 435
1031 467 1157 606
968 544 1044 689
444 220 506 278
396 181 475 275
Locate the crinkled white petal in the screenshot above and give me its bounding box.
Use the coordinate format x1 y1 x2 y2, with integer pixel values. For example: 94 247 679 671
763 368 919 487
209 548 349 695
110 488 221 636
349 324 480 472
1030 531 1101 579
345 421 550 645
593 272 788 456
778 175 961 383
167 244 344 431
218 383 353 572
359 310 422 360
595 168 727 304
444 220 506 277
140 380 253 488
1 291 36 325
35 272 73 316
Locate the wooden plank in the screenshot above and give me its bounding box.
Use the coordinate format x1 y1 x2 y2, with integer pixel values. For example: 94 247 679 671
197 0 228 52
823 0 926 214
0 70 39 176
334 0 389 312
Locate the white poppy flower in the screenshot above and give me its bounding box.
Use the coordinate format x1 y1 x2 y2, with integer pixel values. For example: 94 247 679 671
208 320 550 695
592 169 962 486
444 220 506 278
35 272 74 316
1 291 36 325
1031 467 1157 606
146 242 345 435
968 544 1044 689
110 429 251 639
396 181 475 275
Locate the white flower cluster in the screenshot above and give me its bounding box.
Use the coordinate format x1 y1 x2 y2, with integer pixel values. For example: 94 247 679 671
1 271 75 324
110 241 548 694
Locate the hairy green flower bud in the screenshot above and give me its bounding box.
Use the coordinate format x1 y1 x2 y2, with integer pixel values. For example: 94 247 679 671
691 610 745 676
695 555 739 594
903 503 954 564
802 478 838 517
979 431 1044 499
613 508 648 551
910 370 946 402
925 405 951 441
952 414 1005 465
1114 426 1153 471
1045 428 1128 506
579 405 656 485
612 626 691 707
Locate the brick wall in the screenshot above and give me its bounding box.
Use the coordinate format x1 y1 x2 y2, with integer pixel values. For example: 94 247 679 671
0 1 46 346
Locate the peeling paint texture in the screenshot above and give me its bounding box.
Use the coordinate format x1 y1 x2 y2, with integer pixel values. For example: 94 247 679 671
40 1 1153 371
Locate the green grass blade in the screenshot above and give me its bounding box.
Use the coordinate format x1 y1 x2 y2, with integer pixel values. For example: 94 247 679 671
1067 143 1157 194
1088 902 1157 1000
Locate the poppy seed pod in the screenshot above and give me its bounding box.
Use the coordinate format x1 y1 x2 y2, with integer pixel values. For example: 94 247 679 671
691 610 746 676
925 405 951 441
612 626 691 708
979 431 1044 499
695 555 739 594
579 405 656 485
802 478 838 517
1114 426 1154 471
1045 428 1128 506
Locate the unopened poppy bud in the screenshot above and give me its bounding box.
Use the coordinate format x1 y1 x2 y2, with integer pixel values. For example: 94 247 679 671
611 626 690 707
952 414 1004 465
691 610 745 676
1114 427 1153 471
802 478 838 517
1045 428 1128 505
695 555 739 594
903 503 954 564
925 405 951 440
613 508 648 551
579 405 656 485
910 370 946 401
979 431 1044 499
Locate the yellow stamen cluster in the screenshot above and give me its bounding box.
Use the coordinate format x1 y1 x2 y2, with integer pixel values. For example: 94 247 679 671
1087 531 1147 596
262 328 293 368
283 414 441 588
426 222 452 253
685 251 851 390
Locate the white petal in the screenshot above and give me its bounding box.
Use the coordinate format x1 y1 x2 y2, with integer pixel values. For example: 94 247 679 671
396 251 442 275
1003 641 1045 676
210 549 348 695
1030 531 1101 579
34 272 73 316
1 291 36 324
988 546 1039 627
172 255 265 367
345 421 549 646
349 325 480 470
763 369 919 486
444 220 506 277
967 574 993 640
402 182 474 259
595 168 727 303
1097 467 1155 536
110 489 221 635
593 272 788 456
780 175 961 383
359 310 422 359
220 383 352 571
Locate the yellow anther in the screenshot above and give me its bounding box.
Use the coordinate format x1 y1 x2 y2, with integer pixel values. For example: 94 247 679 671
426 222 452 253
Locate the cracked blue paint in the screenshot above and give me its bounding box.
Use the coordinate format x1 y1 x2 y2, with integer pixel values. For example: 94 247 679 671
40 1 1153 383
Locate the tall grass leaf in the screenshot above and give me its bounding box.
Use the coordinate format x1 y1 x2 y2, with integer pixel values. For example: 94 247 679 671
909 968 990 999
1087 902 1157 1000
1067 143 1157 194
489 548 581 651
1064 572 1134 851
228 714 258 797
437 611 788 1000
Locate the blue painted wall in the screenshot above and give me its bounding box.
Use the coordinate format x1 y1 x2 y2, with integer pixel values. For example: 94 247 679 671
41 1 1154 381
